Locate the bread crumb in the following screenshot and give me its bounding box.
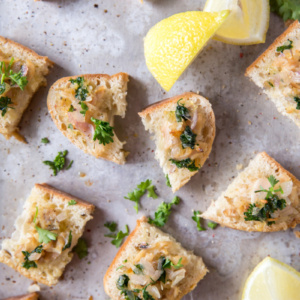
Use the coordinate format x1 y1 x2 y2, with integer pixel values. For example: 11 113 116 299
294 231 300 238
236 164 243 170
28 283 40 293
248 121 252 125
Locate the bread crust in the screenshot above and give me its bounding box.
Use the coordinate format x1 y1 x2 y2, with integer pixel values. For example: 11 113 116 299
3 292 39 300
245 21 300 77
202 152 300 232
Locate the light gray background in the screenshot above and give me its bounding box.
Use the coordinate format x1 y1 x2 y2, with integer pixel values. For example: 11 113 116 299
0 0 299 299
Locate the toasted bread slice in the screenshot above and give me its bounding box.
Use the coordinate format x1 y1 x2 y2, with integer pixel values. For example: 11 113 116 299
104 216 208 300
0 183 95 286
47 73 129 164
202 152 300 232
245 21 300 128
3 293 39 300
0 36 53 140
139 92 215 192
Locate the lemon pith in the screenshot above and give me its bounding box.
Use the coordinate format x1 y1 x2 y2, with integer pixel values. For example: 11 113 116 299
144 11 229 91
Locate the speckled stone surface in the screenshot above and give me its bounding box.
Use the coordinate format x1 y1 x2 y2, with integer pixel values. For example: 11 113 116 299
0 0 300 299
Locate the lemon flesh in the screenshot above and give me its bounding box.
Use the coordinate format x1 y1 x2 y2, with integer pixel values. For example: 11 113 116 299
144 11 229 91
242 257 300 300
204 0 270 45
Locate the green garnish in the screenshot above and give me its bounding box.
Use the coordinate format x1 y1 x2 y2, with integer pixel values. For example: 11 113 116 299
117 274 130 289
22 245 43 269
124 179 158 213
169 158 200 172
105 225 129 248
267 81 274 87
270 0 300 21
180 126 196 149
90 117 114 146
294 96 300 110
104 221 117 232
142 285 155 300
41 137 49 144
148 196 180 227
0 96 14 116
165 174 171 187
175 99 191 122
73 238 88 259
276 39 293 53
69 77 88 101
68 124 74 129
68 199 77 206
62 231 72 251
244 175 286 225
116 265 125 271
80 102 88 115
43 150 71 176
0 58 28 91
68 105 75 112
133 264 144 275
207 221 218 229
66 160 73 170
192 210 206 231
157 256 183 284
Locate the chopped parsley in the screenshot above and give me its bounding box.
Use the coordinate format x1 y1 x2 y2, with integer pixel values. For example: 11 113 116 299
68 105 75 112
207 221 218 229
73 238 88 259
117 274 130 289
276 39 293 53
80 102 88 115
244 175 286 225
105 224 129 248
175 99 191 122
66 160 73 170
91 117 114 146
180 126 197 149
0 96 13 116
22 245 43 269
133 264 144 274
267 81 274 87
294 96 300 110
69 77 88 101
169 158 200 172
43 150 72 176
142 285 155 300
270 0 300 21
192 210 206 231
104 221 117 232
41 137 49 144
68 124 74 129
124 179 158 213
148 196 180 227
157 256 183 284
68 199 77 206
62 231 72 251
165 174 171 187
0 58 28 91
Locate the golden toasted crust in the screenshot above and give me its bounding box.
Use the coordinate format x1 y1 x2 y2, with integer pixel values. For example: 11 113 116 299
3 292 39 300
35 183 95 213
0 36 54 66
138 92 197 117
245 21 300 77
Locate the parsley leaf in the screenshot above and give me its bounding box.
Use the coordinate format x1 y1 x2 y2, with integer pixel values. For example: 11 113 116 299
105 225 129 248
68 105 75 112
133 264 144 274
0 83 6 95
142 285 155 300
192 210 206 231
68 199 77 206
175 99 191 122
125 180 157 213
9 70 28 89
117 274 130 289
169 158 200 172
69 77 88 101
165 174 171 187
207 221 218 229
180 126 197 149
80 102 88 115
62 231 72 251
73 238 88 259
0 96 14 117
91 117 114 146
22 245 43 269
294 96 300 110
276 39 293 53
35 226 58 244
148 196 180 227
43 150 70 176
41 137 49 144
270 0 300 21
104 221 117 232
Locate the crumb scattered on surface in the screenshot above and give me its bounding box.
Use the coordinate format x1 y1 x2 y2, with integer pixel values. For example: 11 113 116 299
236 164 243 170
294 231 300 239
248 121 252 125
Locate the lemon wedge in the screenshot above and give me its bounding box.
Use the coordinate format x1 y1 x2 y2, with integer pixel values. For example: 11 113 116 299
144 11 229 91
204 0 270 45
242 257 300 300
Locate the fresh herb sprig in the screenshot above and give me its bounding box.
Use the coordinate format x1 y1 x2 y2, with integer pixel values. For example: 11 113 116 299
73 238 88 259
91 117 114 146
192 210 206 231
175 99 191 122
180 126 196 149
0 96 14 116
43 150 73 176
105 224 129 248
169 158 200 172
124 179 158 213
148 196 180 227
244 175 286 225
276 39 293 53
270 0 300 22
